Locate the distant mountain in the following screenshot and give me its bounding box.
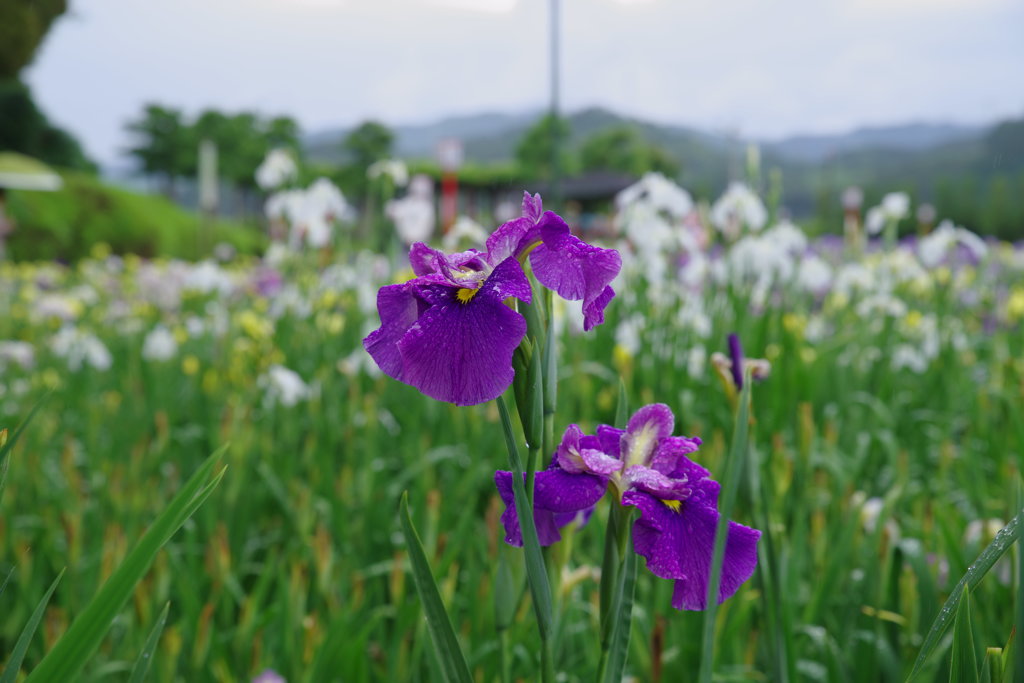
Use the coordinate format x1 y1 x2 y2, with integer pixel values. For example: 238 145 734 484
303 107 1022 223
305 110 541 163
305 107 988 169
764 122 986 163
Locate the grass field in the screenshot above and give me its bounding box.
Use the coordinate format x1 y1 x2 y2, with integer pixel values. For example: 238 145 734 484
1 201 1023 681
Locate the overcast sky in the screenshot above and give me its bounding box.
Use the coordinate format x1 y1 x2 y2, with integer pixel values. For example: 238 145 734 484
24 0 1024 165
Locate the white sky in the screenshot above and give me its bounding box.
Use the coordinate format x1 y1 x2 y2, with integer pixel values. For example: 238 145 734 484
24 0 1024 165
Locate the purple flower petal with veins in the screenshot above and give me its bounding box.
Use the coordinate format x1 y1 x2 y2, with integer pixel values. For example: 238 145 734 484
494 467 607 546
363 191 620 406
494 403 760 611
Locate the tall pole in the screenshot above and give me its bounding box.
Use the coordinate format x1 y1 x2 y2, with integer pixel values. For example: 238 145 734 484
550 0 562 211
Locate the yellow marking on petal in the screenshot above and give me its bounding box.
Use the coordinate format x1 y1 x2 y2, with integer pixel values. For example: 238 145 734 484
624 422 659 468
456 287 479 304
662 499 682 512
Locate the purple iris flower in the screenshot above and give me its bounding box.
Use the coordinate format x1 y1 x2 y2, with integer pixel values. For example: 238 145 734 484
363 192 621 406
495 404 760 611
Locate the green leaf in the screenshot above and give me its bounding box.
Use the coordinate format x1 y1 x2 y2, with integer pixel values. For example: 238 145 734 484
600 522 638 683
398 492 473 683
907 508 1024 682
614 379 628 430
0 392 49 505
949 586 979 683
493 552 518 632
128 601 170 683
980 647 1004 683
698 369 753 683
0 569 65 683
496 395 553 640
524 341 543 452
0 565 13 600
542 288 557 416
25 447 228 683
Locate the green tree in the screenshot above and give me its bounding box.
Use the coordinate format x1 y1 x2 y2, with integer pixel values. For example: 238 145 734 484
342 120 394 170
125 104 189 198
266 116 300 151
0 79 92 169
515 113 576 181
985 119 1024 173
578 125 677 177
0 0 67 79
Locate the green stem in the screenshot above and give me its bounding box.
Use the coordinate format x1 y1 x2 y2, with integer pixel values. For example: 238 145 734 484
496 396 555 682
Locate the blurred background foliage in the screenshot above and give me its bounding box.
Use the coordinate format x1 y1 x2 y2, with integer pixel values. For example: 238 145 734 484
1 0 1023 261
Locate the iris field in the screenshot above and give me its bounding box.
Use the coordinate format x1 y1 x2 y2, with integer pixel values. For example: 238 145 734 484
1 175 1024 682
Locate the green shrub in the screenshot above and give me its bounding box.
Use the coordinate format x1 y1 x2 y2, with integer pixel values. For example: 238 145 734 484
5 171 265 261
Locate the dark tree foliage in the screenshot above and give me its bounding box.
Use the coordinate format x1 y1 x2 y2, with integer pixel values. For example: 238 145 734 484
0 0 67 79
0 78 93 169
123 103 302 209
342 120 394 170
579 125 678 177
124 104 189 197
985 119 1024 173
515 113 576 181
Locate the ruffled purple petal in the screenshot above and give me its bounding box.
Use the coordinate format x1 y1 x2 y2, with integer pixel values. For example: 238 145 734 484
649 435 704 477
409 242 441 277
556 424 623 476
668 455 720 507
479 256 532 303
624 464 692 500
495 468 608 547
396 292 526 406
582 286 616 331
555 424 588 474
486 217 539 265
522 191 543 223
595 425 625 460
623 491 760 611
409 243 488 287
621 403 675 467
362 284 421 380
529 212 622 331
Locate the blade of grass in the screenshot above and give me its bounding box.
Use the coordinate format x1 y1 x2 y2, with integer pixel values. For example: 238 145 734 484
0 569 65 683
907 507 1024 682
25 446 228 683
398 492 472 683
600 517 638 683
128 601 170 683
949 585 979 683
0 392 49 505
698 370 753 683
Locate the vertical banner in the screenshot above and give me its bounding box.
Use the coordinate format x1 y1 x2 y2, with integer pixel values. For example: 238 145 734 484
437 138 463 234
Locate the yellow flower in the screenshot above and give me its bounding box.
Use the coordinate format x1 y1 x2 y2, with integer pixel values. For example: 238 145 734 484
91 242 112 260
612 344 633 372
1006 288 1024 322
173 326 189 344
237 310 273 341
903 310 923 330
182 355 200 376
202 369 220 394
318 290 339 310
42 368 62 390
782 313 807 338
